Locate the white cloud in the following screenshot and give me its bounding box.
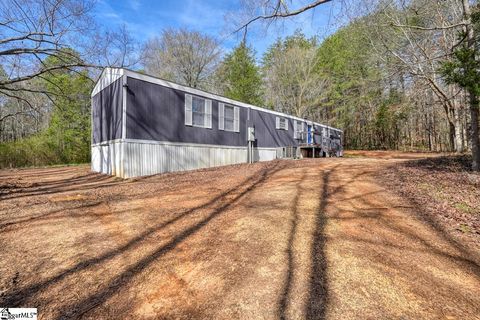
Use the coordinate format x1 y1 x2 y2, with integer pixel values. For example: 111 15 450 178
103 12 121 19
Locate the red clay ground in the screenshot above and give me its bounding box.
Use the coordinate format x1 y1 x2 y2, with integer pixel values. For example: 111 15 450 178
0 152 479 319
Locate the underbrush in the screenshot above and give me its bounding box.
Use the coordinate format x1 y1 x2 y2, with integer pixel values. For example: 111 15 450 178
0 134 89 169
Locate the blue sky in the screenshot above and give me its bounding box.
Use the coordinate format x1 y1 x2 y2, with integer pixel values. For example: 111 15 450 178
95 0 340 59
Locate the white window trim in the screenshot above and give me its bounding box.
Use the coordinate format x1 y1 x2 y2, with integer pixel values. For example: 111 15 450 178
294 120 304 139
185 93 212 129
218 102 224 130
185 94 192 126
219 103 240 133
276 116 288 131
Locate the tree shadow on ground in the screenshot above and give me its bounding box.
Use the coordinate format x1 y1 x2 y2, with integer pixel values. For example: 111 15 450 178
402 154 474 173
334 165 480 278
277 170 306 320
1 163 286 314
323 180 480 318
277 164 348 320
279 160 479 320
53 162 285 319
0 200 103 231
379 162 480 271
0 173 124 200
305 166 336 320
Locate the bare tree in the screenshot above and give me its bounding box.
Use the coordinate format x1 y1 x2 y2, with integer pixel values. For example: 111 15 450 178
365 0 479 168
0 0 139 98
100 24 140 70
141 28 222 89
263 38 326 117
365 0 467 152
0 89 49 141
0 0 96 97
0 0 139 144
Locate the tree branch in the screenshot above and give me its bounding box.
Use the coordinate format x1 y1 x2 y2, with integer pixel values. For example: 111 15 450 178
0 63 98 87
386 21 467 31
234 0 333 34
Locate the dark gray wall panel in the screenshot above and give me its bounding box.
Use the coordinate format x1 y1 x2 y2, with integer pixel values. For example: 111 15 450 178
92 78 123 143
126 77 248 146
249 109 299 148
125 77 340 149
313 124 323 145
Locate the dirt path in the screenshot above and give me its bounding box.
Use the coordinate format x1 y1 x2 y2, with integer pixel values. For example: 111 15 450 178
0 154 479 319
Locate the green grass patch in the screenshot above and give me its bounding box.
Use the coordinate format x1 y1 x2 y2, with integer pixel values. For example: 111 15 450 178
454 202 476 214
457 224 473 233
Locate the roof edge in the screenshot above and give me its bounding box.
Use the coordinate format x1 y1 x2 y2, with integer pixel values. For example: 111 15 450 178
91 68 124 97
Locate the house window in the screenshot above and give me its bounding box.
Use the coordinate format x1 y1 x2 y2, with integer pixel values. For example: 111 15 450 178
294 120 304 139
218 103 240 132
185 94 212 128
192 96 206 127
224 105 235 131
276 116 288 130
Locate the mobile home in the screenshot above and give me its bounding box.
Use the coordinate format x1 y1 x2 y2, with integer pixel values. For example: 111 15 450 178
91 68 343 178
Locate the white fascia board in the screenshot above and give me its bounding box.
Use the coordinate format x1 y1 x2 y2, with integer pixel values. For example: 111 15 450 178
122 69 343 133
313 122 342 133
91 68 125 97
91 138 123 147
124 139 249 149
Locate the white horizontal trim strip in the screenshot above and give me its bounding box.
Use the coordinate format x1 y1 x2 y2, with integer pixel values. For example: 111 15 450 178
123 139 282 151
91 139 123 147
92 138 279 151
126 138 248 149
119 68 342 133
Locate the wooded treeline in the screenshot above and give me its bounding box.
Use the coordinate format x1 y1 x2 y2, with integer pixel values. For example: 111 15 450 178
1 0 479 170
0 0 136 167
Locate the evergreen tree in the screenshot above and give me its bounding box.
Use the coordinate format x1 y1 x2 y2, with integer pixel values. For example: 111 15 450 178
42 50 93 163
0 49 93 167
218 41 263 105
440 7 480 170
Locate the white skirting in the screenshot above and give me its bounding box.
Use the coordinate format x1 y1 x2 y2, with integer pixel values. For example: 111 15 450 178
91 141 122 176
91 140 277 178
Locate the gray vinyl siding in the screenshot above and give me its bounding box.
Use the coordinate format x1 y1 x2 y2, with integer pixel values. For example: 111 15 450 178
92 78 123 144
126 77 247 147
314 125 323 145
124 76 342 149
249 109 298 148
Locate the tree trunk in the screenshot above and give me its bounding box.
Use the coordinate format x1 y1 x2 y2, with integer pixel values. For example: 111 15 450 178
454 103 464 153
463 102 468 151
448 118 456 152
469 93 480 170
463 0 480 171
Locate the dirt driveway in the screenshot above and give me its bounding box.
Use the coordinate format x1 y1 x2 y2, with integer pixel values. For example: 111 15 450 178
0 153 479 319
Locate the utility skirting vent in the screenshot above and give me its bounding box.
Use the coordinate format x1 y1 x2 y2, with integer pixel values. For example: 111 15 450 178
277 146 297 159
